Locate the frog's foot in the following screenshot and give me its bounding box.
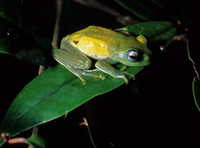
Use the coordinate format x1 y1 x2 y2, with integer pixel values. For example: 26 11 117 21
116 75 129 84
116 73 135 84
116 72 135 84
78 76 87 85
82 69 106 80
75 71 105 85
123 71 135 80
120 65 128 71
63 65 105 84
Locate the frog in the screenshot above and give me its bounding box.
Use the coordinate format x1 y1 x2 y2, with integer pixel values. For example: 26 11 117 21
53 26 151 84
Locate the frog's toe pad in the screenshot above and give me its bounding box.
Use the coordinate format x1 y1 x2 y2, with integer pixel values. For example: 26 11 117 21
98 74 106 80
123 71 135 80
123 77 129 84
79 78 87 85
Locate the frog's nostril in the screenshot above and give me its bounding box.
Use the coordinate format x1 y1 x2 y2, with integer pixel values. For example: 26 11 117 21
73 40 79 44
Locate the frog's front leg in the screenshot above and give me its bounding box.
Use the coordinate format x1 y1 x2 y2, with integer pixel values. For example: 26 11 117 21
95 60 134 84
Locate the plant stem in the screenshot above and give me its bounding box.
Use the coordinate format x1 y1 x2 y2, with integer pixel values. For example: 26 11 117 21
80 117 97 148
38 65 45 75
51 0 64 49
38 0 64 75
73 0 137 25
185 39 200 80
173 33 199 81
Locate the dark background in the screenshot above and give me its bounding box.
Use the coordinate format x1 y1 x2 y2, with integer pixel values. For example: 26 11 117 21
0 0 196 148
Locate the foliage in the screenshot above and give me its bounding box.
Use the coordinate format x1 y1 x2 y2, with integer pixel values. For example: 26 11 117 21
0 0 193 147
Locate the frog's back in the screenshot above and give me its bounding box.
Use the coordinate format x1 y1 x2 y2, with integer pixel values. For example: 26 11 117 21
77 26 133 46
64 26 136 59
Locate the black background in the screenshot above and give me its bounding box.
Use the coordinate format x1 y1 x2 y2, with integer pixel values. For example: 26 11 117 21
0 0 196 148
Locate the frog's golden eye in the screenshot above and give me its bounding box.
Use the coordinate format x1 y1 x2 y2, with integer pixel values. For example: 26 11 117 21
127 49 140 61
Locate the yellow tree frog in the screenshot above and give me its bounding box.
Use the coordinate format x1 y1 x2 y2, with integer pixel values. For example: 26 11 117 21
53 26 151 84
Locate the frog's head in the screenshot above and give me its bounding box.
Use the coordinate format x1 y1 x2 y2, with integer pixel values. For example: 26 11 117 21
112 35 151 66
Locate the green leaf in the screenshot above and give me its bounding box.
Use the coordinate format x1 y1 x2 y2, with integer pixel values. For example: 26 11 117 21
0 19 11 54
0 64 144 144
0 46 10 55
0 141 4 147
118 21 176 42
0 49 10 55
114 0 159 20
27 135 46 148
0 39 11 55
193 78 200 112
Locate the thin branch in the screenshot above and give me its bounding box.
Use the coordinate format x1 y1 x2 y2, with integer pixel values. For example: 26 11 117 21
51 0 64 49
7 138 28 145
74 0 121 17
38 0 64 75
0 133 28 145
73 0 138 25
31 127 39 136
80 117 97 148
185 39 200 80
38 65 45 75
172 34 199 80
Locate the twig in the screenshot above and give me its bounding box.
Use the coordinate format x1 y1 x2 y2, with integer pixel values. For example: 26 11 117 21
38 65 45 75
0 133 28 145
38 0 63 75
51 0 64 49
31 127 38 136
172 33 199 80
0 128 39 148
7 138 28 145
185 39 200 80
73 0 137 25
74 0 121 17
80 117 97 148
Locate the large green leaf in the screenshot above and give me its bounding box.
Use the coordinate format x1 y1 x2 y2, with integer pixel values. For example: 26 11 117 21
118 21 176 42
193 78 200 112
0 64 144 146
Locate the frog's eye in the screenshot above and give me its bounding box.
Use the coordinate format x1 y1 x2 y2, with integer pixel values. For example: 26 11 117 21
127 49 140 61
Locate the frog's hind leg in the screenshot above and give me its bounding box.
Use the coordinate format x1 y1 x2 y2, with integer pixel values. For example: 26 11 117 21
63 65 88 85
53 47 91 84
53 48 105 84
82 69 106 80
67 66 106 84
